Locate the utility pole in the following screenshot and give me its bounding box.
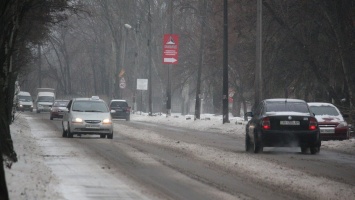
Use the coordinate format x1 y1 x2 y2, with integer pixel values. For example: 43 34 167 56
38 44 42 88
255 0 263 107
222 0 229 124
146 0 153 116
167 0 173 116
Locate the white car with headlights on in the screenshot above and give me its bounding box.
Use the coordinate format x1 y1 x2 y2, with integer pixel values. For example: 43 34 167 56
62 96 113 139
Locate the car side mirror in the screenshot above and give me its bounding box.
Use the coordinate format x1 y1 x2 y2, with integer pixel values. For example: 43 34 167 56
244 112 253 121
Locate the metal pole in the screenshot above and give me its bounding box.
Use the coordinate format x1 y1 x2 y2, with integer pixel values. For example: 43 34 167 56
223 0 229 124
38 44 42 88
146 0 153 116
255 0 262 107
167 0 173 116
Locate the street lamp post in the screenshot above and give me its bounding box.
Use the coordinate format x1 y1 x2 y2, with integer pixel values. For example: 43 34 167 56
222 0 229 124
119 24 132 99
145 0 153 116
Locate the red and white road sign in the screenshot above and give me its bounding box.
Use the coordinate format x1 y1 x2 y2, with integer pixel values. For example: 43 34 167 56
163 34 179 64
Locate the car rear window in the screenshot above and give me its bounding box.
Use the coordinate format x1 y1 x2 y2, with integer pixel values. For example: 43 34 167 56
54 101 68 107
72 101 108 112
309 106 339 116
266 101 309 113
110 101 128 107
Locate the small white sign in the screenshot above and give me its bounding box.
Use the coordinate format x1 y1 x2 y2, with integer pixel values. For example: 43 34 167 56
137 79 148 90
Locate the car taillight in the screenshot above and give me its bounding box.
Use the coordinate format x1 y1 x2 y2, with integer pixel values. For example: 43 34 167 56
262 117 271 130
309 117 318 130
126 107 131 112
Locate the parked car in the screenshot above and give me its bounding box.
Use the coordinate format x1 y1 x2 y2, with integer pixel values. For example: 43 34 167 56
245 99 321 154
308 102 350 141
109 99 131 121
50 100 69 120
62 96 113 139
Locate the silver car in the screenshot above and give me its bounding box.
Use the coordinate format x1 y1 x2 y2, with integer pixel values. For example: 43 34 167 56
62 96 113 139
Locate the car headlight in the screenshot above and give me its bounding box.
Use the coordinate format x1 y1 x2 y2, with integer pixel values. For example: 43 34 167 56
337 121 348 128
72 118 83 123
102 118 111 124
31 105 33 108
19 104 23 107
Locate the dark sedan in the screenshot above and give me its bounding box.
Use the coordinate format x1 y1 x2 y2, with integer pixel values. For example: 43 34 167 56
245 99 321 154
50 100 69 120
109 99 130 121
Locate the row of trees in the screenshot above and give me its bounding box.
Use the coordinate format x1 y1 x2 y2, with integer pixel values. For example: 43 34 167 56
20 0 354 119
0 0 79 199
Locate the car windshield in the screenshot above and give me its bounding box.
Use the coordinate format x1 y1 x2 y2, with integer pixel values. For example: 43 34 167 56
38 96 54 102
309 106 340 116
53 101 69 107
72 101 108 112
266 101 309 113
110 101 128 107
18 95 32 102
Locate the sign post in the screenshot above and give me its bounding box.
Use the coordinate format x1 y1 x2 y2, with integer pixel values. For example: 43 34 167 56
137 79 148 114
163 34 179 116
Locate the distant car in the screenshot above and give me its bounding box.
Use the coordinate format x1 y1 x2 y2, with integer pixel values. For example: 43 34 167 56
308 102 350 141
109 99 131 121
50 100 69 120
245 99 321 154
16 91 34 112
62 96 113 139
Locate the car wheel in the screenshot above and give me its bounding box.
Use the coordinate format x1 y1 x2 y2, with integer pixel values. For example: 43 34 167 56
253 132 263 153
50 116 53 120
301 147 308 154
67 123 74 138
107 132 113 139
245 132 251 152
100 134 106 138
126 115 130 121
310 147 318 154
62 123 67 138
36 110 40 113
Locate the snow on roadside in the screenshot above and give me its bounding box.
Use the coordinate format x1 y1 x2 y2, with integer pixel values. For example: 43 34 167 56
115 121 355 200
132 113 355 154
5 117 62 199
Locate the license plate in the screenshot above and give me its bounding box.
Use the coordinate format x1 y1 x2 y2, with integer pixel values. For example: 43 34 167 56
280 121 300 125
86 124 100 128
320 128 335 134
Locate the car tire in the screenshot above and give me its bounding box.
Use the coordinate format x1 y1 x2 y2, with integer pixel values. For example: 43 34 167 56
126 115 130 121
62 123 67 138
100 134 106 138
37 110 40 113
107 132 113 139
245 132 251 152
253 132 263 153
67 124 74 138
301 147 308 154
310 147 318 154
50 116 53 120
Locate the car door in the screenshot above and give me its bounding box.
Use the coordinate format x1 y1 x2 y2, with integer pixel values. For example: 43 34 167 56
248 102 263 142
62 100 72 131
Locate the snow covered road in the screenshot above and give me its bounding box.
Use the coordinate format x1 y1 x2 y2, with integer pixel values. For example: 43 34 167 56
5 112 355 199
